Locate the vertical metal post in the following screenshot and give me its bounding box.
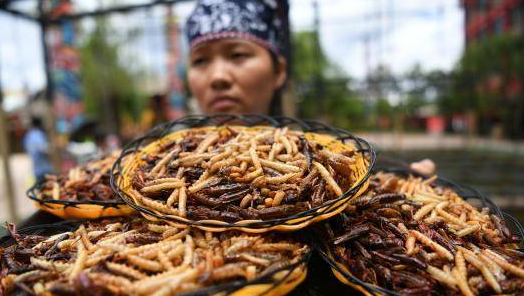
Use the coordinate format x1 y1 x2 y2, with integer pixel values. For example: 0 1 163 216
38 0 61 172
0 66 19 222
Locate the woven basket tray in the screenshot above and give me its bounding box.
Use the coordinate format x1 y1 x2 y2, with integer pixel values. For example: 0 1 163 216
111 115 376 233
318 167 524 296
26 153 135 219
0 218 310 296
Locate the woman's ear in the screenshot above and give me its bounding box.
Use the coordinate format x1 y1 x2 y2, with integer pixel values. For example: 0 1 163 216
275 56 287 89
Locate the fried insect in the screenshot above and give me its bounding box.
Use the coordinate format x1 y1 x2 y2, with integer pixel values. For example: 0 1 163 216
38 150 122 202
328 171 524 296
0 217 309 296
125 126 360 222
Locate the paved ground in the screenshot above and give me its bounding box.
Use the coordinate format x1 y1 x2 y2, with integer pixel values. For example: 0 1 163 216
1 133 523 225
0 153 36 223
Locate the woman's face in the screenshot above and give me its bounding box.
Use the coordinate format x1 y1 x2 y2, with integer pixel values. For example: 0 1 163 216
188 39 286 115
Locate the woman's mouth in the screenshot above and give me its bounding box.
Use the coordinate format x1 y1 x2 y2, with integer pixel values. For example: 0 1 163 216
209 96 241 112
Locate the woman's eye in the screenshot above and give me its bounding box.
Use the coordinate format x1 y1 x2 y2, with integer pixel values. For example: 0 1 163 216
232 52 249 59
191 57 208 66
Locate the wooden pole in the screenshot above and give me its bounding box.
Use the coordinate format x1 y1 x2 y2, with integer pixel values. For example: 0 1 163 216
0 70 19 222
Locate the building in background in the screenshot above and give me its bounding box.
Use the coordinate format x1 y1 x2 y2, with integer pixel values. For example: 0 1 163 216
460 0 524 139
463 0 524 44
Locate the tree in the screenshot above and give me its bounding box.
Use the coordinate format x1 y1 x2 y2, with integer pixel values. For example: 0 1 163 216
79 19 146 135
364 64 400 129
366 64 400 101
444 34 524 138
402 65 450 117
403 65 429 116
291 31 365 129
361 64 453 131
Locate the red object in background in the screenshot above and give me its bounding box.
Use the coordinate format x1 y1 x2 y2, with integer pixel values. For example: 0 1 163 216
487 74 503 93
60 155 76 173
378 117 391 129
506 77 522 98
463 0 523 43
50 0 72 19
426 116 445 134
52 46 81 72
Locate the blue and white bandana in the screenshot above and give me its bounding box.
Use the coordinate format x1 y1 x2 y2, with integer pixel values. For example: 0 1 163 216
186 0 288 57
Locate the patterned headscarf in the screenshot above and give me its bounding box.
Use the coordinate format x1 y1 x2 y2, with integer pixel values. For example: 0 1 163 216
186 0 289 58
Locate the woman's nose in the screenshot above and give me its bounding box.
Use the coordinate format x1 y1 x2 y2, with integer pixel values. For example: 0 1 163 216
209 59 233 90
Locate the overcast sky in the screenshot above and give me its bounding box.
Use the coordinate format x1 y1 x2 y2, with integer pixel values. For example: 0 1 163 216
0 0 463 93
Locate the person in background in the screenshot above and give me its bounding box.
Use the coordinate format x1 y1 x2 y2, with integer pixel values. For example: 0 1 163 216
23 117 54 182
95 130 121 155
185 0 289 116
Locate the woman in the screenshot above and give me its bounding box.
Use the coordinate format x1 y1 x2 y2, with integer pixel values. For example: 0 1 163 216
184 0 436 176
185 0 289 115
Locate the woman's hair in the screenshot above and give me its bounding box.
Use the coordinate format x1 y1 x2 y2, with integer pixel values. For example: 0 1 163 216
269 90 283 116
31 117 43 129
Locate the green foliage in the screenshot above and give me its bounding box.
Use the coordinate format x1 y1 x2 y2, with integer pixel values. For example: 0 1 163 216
79 20 146 133
291 31 365 129
445 34 524 113
403 66 450 117
376 97 394 118
363 64 452 131
443 33 524 137
403 65 427 116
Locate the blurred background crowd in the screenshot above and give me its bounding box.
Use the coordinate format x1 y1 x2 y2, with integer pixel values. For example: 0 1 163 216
1 0 523 223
